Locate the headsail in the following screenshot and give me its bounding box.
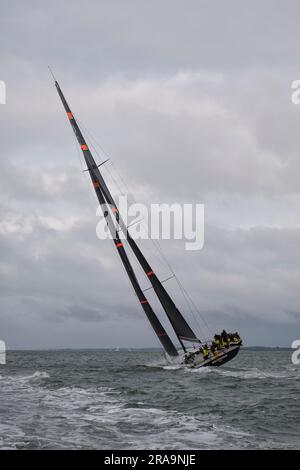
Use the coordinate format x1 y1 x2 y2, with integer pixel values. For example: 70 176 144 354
55 79 200 352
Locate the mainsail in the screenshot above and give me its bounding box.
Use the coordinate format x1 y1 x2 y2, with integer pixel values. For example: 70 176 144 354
55 79 200 353
90 168 178 357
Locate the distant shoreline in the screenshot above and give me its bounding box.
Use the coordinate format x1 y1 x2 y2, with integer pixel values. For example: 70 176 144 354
5 346 293 352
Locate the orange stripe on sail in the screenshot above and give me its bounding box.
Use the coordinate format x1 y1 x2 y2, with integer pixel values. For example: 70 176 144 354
67 112 73 119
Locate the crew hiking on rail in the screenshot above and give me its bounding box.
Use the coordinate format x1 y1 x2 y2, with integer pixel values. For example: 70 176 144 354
184 330 242 364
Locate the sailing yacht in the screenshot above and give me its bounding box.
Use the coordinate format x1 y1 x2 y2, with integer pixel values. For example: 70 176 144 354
53 77 241 369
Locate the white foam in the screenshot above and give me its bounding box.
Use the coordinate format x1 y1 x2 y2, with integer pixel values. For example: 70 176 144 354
213 368 290 380
184 366 212 375
161 364 184 370
0 370 271 449
38 385 253 449
0 380 225 448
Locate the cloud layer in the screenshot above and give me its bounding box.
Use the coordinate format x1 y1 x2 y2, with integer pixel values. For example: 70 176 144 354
1 1 300 348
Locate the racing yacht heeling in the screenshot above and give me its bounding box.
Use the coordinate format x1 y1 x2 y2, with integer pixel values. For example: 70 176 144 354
53 75 241 369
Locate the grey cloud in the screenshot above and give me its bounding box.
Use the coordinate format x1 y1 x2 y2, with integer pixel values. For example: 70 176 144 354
0 1 300 348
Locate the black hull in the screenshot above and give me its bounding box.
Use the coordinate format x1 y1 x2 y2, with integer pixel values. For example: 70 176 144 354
203 345 240 367
187 345 240 369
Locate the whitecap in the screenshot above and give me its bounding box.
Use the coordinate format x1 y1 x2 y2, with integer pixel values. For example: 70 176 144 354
213 367 289 380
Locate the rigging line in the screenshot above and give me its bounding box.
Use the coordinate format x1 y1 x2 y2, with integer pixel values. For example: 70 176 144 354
118 235 150 288
72 113 210 337
75 117 127 197
78 114 139 202
126 217 145 229
71 118 159 239
74 118 177 277
174 275 213 337
174 281 204 338
145 237 204 330
126 214 205 339
76 117 144 211
47 65 57 82
76 116 110 159
70 113 174 269
142 234 213 338
142 275 175 293
119 239 179 349
144 230 210 336
147 254 205 339
73 117 170 288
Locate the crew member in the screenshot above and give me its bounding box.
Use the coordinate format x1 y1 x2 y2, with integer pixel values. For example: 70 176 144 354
212 334 221 350
221 330 228 348
202 344 210 360
233 332 242 345
227 333 234 345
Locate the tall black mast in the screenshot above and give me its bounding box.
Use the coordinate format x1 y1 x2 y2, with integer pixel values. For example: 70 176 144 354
55 80 200 352
54 81 177 356
89 168 178 356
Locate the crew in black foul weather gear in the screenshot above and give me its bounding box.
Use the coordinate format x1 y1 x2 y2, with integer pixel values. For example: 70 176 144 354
226 333 233 344
212 335 221 350
221 330 228 347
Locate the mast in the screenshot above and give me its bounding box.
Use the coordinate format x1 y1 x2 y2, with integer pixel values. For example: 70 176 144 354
54 81 177 356
89 168 179 356
55 79 200 352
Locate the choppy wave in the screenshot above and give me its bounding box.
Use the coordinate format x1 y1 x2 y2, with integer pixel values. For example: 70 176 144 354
0 378 249 449
212 367 291 380
0 350 298 449
147 361 292 380
0 371 50 382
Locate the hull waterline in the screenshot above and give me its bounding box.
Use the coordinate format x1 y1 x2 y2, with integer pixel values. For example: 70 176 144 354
186 345 241 369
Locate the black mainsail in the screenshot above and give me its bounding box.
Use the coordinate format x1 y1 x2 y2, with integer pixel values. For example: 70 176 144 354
55 79 200 353
90 169 179 357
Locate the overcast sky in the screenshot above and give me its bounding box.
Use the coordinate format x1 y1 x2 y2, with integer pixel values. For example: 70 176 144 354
1 0 300 348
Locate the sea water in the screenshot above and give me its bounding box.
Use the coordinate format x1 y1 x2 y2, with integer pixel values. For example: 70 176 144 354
0 349 299 449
